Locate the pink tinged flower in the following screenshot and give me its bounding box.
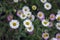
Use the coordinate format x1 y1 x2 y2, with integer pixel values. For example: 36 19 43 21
7 14 13 21
48 22 53 27
17 10 23 17
42 32 49 40
56 33 60 40
49 14 55 21
37 11 45 21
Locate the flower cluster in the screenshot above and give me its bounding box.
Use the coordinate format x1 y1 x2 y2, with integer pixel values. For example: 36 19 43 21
6 0 60 39
40 0 52 10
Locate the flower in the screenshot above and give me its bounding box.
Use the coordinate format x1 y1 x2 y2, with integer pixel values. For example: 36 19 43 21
40 0 47 3
37 11 45 21
56 33 60 40
26 25 34 32
20 13 27 19
9 20 19 29
51 38 57 40
44 2 52 10
7 14 13 21
13 0 18 3
22 6 30 13
49 14 55 21
42 32 49 40
32 5 37 10
56 14 60 21
23 19 32 27
48 22 53 27
56 23 60 30
42 19 49 26
17 10 23 17
24 11 32 18
29 15 35 21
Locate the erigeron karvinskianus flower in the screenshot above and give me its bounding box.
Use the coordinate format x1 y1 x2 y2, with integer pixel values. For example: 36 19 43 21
23 19 32 28
42 32 49 40
29 15 35 21
44 2 52 10
42 19 49 26
7 14 13 21
32 5 37 10
37 11 45 21
24 11 32 18
26 25 34 32
9 20 19 29
56 33 60 40
56 23 60 30
22 6 30 13
56 14 60 21
17 10 23 17
49 14 56 21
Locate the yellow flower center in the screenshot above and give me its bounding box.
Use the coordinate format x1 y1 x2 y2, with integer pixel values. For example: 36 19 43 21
44 21 48 24
19 12 22 15
39 13 42 17
44 34 48 37
22 14 25 17
26 22 30 25
28 27 32 30
13 22 16 26
57 36 60 39
25 9 27 11
46 5 49 8
57 17 60 21
27 13 30 15
58 24 60 27
43 0 44 1
29 17 32 20
50 16 54 18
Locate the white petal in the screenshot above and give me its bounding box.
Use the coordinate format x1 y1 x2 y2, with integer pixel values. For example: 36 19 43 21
56 23 60 30
51 38 57 40
13 0 18 2
40 0 47 3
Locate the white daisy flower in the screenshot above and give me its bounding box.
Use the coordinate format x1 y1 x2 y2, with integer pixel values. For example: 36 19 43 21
24 11 32 18
13 0 18 3
9 20 19 29
44 2 52 10
37 11 45 20
42 32 49 39
22 6 30 13
51 38 57 40
29 15 35 21
20 13 27 19
23 19 32 28
56 14 60 21
56 23 60 30
17 10 23 17
42 19 49 26
40 0 47 3
26 25 34 32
